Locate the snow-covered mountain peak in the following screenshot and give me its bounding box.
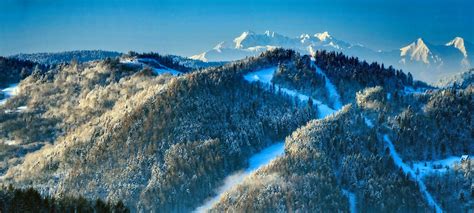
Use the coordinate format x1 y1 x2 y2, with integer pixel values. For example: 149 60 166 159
213 42 226 52
315 31 332 41
264 30 277 37
446 37 467 57
234 31 255 48
300 33 311 43
400 38 432 64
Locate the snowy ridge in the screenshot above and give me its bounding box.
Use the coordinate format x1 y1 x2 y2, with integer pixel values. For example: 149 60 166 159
190 30 357 62
446 37 467 57
383 135 442 213
400 38 432 64
191 31 473 83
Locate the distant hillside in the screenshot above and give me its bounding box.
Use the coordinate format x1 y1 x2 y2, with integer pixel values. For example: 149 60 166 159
10 50 122 65
436 69 474 88
0 57 46 88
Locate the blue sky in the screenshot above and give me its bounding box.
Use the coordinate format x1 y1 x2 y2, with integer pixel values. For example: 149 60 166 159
0 0 472 56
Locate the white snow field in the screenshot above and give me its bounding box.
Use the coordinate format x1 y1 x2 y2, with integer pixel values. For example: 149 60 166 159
194 66 343 212
412 156 463 178
383 135 442 213
0 84 19 105
194 142 285 212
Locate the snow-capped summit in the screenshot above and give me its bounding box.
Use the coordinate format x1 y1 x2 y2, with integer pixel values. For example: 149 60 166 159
213 42 226 52
191 30 353 62
234 31 253 49
446 37 468 57
315 31 332 41
400 38 432 64
190 30 472 82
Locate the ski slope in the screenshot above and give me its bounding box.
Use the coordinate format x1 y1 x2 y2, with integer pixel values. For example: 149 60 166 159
194 142 285 212
342 189 357 213
310 59 343 110
243 67 337 117
383 135 442 213
195 66 343 211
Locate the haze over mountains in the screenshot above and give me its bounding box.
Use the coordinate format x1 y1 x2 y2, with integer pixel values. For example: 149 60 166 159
191 31 473 82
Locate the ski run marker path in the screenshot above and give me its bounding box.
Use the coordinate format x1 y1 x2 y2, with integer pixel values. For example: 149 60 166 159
383 135 442 213
364 116 442 212
195 63 345 212
194 142 285 212
342 189 357 213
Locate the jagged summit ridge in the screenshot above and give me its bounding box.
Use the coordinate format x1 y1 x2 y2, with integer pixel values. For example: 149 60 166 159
191 31 473 82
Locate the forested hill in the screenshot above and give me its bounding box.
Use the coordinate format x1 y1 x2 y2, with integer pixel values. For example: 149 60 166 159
10 50 121 65
1 49 316 211
0 48 472 212
0 57 47 88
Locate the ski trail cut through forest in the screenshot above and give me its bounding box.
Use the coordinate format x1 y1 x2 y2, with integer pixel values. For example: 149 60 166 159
194 66 342 212
243 67 337 117
310 58 343 110
342 189 357 213
383 135 442 213
194 142 285 212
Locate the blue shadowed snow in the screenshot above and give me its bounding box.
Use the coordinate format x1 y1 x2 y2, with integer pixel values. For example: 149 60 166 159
194 142 284 212
243 67 275 83
342 189 357 213
153 68 181 76
364 117 374 128
247 142 285 171
412 156 463 178
311 59 343 110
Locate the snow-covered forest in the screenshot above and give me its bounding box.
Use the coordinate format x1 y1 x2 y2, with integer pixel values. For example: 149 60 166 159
0 48 472 212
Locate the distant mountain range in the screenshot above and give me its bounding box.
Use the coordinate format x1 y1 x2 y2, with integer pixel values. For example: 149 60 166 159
191 31 473 82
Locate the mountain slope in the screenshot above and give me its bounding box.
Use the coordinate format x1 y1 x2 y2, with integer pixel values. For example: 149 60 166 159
436 68 474 88
1 49 472 212
1 49 316 211
212 105 430 212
